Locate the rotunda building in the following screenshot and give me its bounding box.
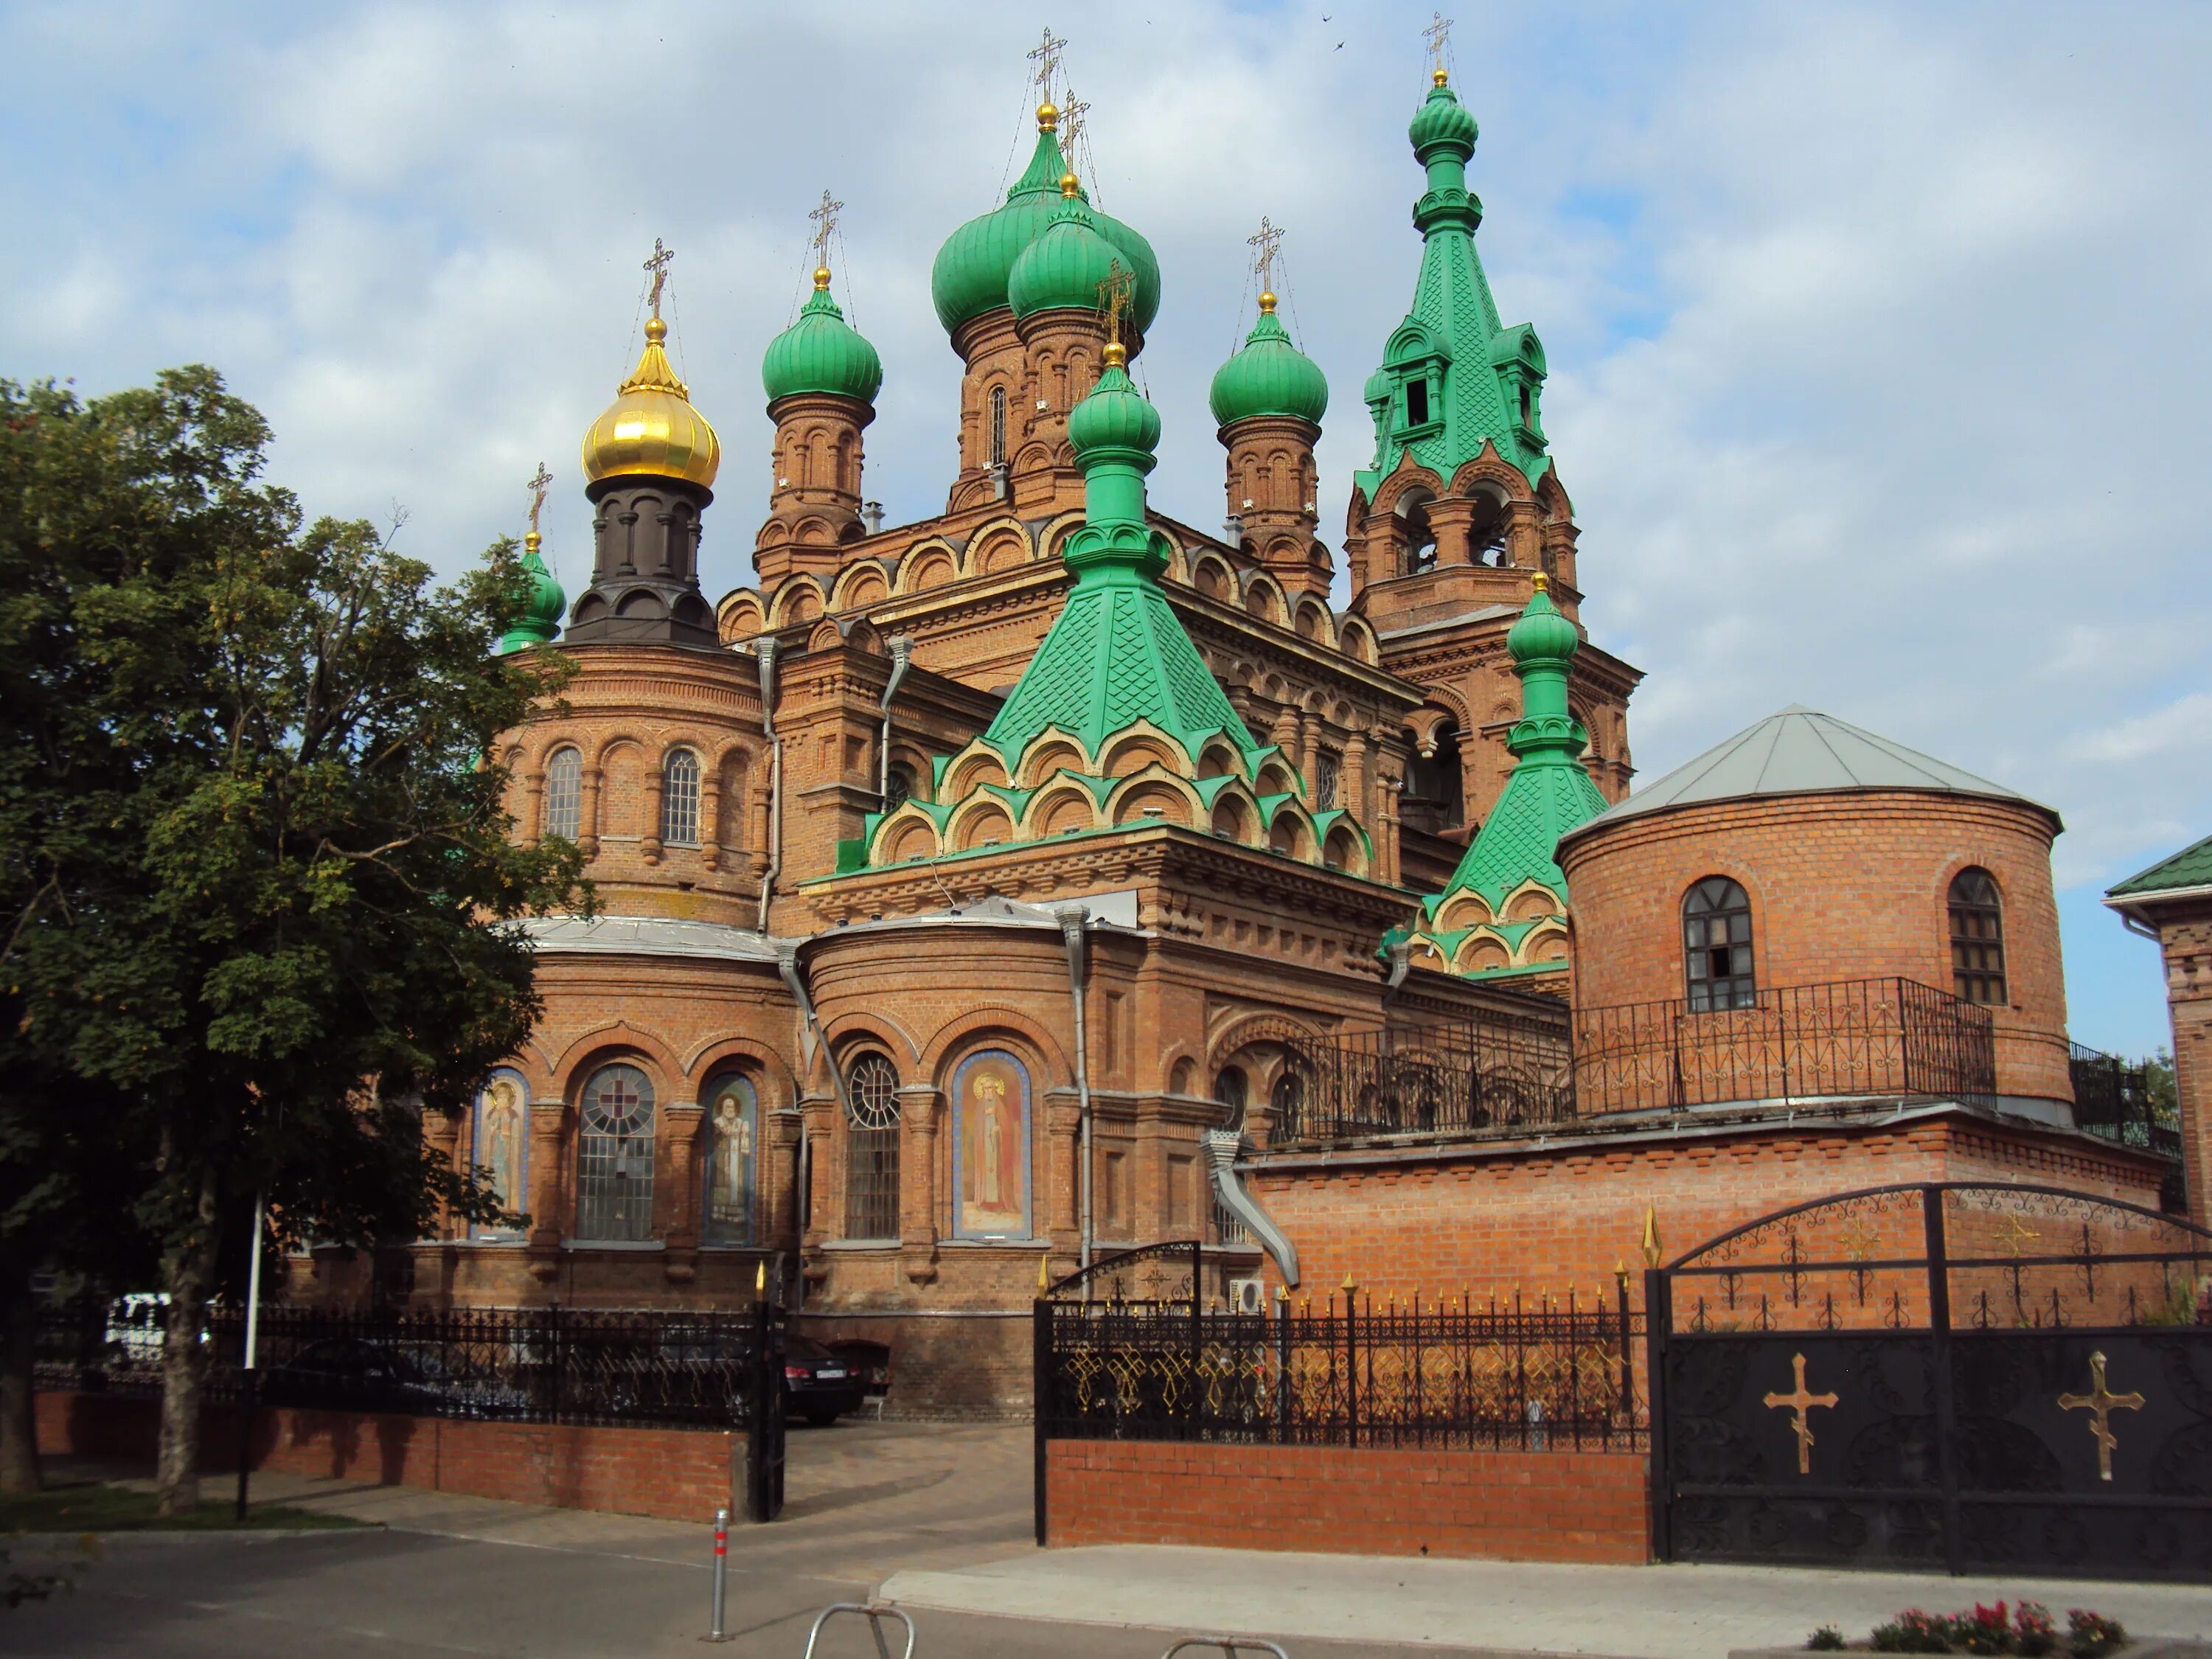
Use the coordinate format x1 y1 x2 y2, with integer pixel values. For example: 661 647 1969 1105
1557 705 2071 1106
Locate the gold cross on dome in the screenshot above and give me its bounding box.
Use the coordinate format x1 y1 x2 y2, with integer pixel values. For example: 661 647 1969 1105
1424 10 1453 70
1060 95 1090 151
1096 259 1135 348
1029 26 1067 95
1246 217 1284 293
2059 1350 2144 1482
526 462 553 535
809 189 843 265
643 237 675 321
1762 1352 1840 1475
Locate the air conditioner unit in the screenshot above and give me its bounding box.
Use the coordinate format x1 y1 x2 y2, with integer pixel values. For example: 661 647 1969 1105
1228 1276 1267 1315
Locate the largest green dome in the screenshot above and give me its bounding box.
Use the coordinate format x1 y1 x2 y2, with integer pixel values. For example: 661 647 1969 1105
931 108 1161 338
1208 297 1329 427
762 273 883 406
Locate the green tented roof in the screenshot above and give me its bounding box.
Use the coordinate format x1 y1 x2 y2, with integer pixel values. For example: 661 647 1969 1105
1433 757 1607 911
2108 832 2212 898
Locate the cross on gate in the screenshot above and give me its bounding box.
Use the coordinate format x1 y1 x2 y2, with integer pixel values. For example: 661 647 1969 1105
1762 1351 1839 1475
1996 1213 2039 1256
2058 1350 2143 1482
526 462 553 535
643 238 675 320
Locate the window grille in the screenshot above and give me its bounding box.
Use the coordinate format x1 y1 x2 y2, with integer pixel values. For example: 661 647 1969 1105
844 1053 902 1240
543 747 581 841
1683 877 1756 1011
576 1063 655 1241
661 748 700 846
1212 1066 1248 1131
989 387 1008 467
884 762 914 812
1314 749 1342 810
1949 868 2007 1006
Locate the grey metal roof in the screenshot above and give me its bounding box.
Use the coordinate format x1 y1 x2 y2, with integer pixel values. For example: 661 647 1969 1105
518 914 784 963
1568 706 2051 835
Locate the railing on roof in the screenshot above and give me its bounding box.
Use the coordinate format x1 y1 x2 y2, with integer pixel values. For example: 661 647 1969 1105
2070 1042 2187 1211
1275 977 1995 1147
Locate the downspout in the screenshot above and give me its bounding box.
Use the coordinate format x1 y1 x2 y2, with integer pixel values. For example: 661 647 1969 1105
749 638 782 926
1204 1133 1300 1288
877 635 914 799
1379 937 1413 1061
1054 904 1093 1274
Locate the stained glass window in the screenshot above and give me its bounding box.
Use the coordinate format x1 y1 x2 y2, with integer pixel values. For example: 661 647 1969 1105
576 1063 655 1241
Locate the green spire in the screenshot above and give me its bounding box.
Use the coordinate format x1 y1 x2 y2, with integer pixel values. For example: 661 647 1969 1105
982 347 1262 765
1356 69 1550 497
1209 295 1329 427
1430 574 1605 910
762 269 884 405
499 532 566 653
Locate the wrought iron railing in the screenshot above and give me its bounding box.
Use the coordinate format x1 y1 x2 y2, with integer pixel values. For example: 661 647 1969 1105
1037 1284 1644 1451
37 1300 769 1430
1274 978 1995 1146
2070 1043 2187 1211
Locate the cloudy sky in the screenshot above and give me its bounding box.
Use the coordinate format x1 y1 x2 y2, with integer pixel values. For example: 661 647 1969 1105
5 1 2205 1054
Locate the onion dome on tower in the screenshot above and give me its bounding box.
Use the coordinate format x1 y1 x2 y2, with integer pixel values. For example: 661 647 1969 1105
1007 175 1123 319
1208 292 1329 428
501 531 568 653
581 317 722 490
762 267 883 406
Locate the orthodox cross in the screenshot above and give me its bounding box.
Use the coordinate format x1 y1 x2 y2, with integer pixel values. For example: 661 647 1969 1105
1246 217 1284 294
1424 10 1453 72
643 237 675 321
1028 26 1067 97
808 189 843 268
2058 1351 2144 1482
1096 259 1135 349
525 462 553 536
1762 1352 1840 1475
1059 95 1091 152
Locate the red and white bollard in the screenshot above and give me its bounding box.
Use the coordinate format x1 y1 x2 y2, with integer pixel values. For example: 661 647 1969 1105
709 1506 730 1641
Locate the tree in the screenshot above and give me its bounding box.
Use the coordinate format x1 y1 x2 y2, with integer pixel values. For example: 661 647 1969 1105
1 369 587 1512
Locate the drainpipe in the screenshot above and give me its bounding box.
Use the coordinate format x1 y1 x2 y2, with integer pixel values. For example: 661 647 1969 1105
748 638 782 928
1380 937 1413 1060
877 635 914 799
1054 904 1093 1273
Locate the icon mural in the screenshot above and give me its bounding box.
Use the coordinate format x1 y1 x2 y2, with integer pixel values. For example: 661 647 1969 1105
955 1050 1030 1238
472 1069 529 1240
703 1074 757 1244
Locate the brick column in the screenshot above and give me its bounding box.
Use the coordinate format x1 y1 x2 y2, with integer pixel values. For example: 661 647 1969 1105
700 771 723 872
525 1101 566 1286
1503 499 1543 570
2155 905 2212 1227
641 760 665 865
1044 1091 1082 1256
660 1102 704 1282
1344 731 1372 827
522 771 546 846
900 1085 942 1284
1424 497 1478 567
577 765 602 858
765 1105 804 1249
425 1106 466 1239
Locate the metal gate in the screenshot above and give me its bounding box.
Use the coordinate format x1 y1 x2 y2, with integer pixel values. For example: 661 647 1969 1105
1646 1182 2212 1582
746 1296 787 1522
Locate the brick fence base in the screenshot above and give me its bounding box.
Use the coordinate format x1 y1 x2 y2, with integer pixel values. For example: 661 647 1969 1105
35 1391 743 1524
1047 1439 1649 1564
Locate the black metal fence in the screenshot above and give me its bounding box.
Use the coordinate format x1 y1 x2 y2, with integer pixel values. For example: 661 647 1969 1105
2070 1042 2185 1183
38 1300 769 1430
1276 978 1997 1145
1036 1284 1644 1453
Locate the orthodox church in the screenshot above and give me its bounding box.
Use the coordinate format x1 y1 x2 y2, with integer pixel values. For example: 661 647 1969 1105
355 44 2186 1413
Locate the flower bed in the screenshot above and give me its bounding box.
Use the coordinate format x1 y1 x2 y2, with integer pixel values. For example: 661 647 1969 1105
1799 1604 2129 1657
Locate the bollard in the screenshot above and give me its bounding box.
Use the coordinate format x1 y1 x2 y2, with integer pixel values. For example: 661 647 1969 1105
709 1506 729 1641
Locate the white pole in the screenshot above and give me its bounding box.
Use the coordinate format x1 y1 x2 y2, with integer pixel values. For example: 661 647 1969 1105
243 1189 266 1370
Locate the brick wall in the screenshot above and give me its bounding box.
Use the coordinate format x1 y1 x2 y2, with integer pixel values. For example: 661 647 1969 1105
1047 1439 1648 1563
35 1391 742 1523
2150 903 2212 1226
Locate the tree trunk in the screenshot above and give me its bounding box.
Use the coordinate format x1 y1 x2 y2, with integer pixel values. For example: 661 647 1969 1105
0 1259 41 1495
155 1158 223 1517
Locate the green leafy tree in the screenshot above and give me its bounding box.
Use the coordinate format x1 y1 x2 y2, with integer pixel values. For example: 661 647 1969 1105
1 369 587 1512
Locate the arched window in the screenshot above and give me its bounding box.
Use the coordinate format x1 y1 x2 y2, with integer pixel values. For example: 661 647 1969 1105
989 387 1008 468
844 1052 901 1240
884 762 915 812
661 748 700 846
1949 868 2007 1005
1212 1065 1248 1130
543 747 582 841
576 1062 655 1241
701 1073 757 1245
1683 877 1756 1012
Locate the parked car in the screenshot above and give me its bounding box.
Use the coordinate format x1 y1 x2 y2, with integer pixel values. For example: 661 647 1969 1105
783 1334 866 1426
258 1336 503 1416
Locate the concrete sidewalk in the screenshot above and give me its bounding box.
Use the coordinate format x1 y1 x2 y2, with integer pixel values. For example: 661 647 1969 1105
880 1545 2212 1658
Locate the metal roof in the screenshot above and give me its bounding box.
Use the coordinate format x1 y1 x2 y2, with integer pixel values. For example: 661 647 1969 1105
2107 832 2212 901
518 914 783 963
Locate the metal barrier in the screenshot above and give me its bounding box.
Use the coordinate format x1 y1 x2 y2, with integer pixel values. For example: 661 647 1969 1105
801 1603 915 1658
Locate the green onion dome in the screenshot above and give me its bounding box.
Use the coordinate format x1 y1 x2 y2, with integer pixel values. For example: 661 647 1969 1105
1408 70 1478 157
931 105 1161 338
1208 294 1329 427
1067 344 1161 462
1363 364 1393 405
1008 176 1123 319
500 531 567 653
761 270 883 406
1506 571 1580 666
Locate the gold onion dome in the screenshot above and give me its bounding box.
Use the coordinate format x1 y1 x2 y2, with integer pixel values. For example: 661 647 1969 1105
580 316 722 489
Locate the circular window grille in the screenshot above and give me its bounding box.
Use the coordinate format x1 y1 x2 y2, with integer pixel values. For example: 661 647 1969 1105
582 1062 653 1133
846 1053 900 1131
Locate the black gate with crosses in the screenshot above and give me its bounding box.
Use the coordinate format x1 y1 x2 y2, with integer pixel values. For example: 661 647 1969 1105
1645 1182 2212 1581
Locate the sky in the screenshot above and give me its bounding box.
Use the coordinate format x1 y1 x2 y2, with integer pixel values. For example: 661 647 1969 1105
4 0 2206 1057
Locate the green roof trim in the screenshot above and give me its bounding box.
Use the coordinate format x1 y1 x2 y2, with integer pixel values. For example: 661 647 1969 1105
2108 832 2212 898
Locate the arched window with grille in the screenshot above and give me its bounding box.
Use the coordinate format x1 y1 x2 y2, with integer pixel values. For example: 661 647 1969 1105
576 1062 655 1241
1683 877 1756 1012
543 747 582 841
883 762 915 813
1949 868 2007 1005
661 748 700 846
988 387 1008 468
844 1052 902 1240
1211 1066 1248 1131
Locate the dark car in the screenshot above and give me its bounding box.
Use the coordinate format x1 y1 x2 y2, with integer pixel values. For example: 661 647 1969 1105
258 1336 453 1416
783 1334 866 1426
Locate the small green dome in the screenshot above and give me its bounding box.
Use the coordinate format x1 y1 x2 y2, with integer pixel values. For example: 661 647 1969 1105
762 278 883 406
1409 78 1478 156
930 121 1161 337
501 535 567 653
1068 355 1161 462
1008 190 1123 319
1363 365 1393 404
1506 575 1579 666
1208 302 1329 427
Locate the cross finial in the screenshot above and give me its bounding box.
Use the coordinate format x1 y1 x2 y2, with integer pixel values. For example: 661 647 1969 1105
1059 95 1091 153
808 189 843 268
1424 10 1453 73
1029 25 1068 97
1246 217 1285 295
642 237 675 321
526 462 554 536
1096 258 1135 352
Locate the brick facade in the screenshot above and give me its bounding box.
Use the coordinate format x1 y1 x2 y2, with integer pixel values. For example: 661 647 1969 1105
2111 894 2212 1225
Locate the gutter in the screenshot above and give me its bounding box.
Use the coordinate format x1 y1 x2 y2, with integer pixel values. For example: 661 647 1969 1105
877 634 914 799
1054 904 1094 1273
1204 1131 1299 1287
749 638 782 925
